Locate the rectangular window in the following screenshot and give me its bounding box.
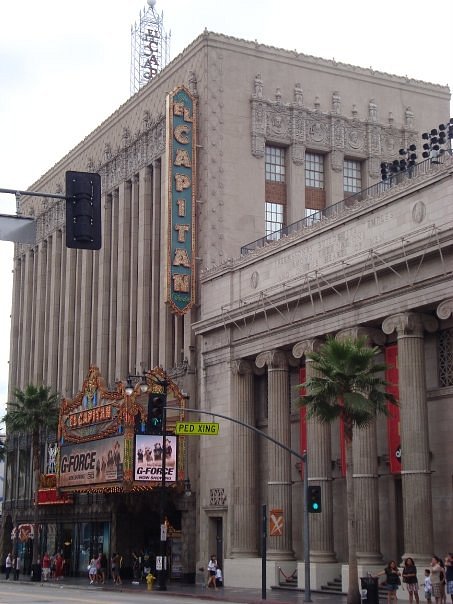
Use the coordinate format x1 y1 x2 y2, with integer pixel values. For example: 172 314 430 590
305 153 324 188
343 159 362 194
305 152 326 211
265 202 284 239
304 207 321 225
265 146 286 182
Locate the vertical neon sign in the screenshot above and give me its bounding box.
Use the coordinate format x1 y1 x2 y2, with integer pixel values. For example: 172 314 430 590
166 86 196 314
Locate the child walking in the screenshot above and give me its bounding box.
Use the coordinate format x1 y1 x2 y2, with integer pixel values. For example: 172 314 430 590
425 569 433 603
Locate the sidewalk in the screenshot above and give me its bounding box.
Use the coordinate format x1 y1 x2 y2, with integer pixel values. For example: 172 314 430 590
3 575 348 604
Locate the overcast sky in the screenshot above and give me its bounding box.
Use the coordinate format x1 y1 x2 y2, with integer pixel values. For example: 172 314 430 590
0 0 452 415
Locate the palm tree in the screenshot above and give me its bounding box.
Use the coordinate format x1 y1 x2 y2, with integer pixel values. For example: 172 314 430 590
300 336 397 604
2 384 59 565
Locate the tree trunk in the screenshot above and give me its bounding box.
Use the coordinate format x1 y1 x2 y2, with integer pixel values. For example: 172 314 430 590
345 439 360 604
32 432 40 565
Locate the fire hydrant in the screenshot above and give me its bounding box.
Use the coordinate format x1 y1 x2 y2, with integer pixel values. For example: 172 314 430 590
146 572 156 591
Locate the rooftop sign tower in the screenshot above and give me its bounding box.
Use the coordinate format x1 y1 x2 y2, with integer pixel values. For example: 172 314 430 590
130 0 171 95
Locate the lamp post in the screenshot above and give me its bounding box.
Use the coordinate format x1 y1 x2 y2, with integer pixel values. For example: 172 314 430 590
146 376 169 592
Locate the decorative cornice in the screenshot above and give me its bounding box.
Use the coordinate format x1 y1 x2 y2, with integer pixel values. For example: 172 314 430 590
250 76 418 166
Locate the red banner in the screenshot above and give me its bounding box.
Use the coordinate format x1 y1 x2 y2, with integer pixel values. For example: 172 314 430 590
37 489 73 505
385 344 401 474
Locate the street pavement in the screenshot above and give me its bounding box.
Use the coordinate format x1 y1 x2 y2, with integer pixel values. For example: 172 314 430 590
1 575 348 604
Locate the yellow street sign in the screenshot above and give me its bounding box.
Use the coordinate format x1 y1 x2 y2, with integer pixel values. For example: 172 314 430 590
175 422 219 436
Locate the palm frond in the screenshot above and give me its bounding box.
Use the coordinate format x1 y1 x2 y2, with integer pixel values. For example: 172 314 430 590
298 336 396 431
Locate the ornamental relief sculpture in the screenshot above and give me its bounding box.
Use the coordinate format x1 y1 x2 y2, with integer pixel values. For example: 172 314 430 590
250 80 416 166
347 127 365 150
332 119 345 148
308 120 329 144
266 108 289 138
381 132 398 157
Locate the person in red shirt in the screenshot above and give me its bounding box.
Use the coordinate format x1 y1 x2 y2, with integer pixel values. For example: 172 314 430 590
42 552 51 582
54 553 64 581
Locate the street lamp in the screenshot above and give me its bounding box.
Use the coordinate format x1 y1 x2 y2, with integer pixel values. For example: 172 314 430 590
147 375 169 592
124 373 148 396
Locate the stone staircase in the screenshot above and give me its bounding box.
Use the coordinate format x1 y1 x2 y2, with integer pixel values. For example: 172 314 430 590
321 576 343 594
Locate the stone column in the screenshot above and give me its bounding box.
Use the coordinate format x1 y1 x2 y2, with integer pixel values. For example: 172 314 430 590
231 360 258 557
256 350 294 559
336 327 384 565
382 312 437 564
293 339 336 563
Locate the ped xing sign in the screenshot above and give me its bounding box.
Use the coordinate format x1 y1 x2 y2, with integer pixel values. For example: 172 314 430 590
175 422 219 436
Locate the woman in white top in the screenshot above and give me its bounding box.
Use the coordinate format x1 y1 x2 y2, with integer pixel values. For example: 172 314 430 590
207 555 217 590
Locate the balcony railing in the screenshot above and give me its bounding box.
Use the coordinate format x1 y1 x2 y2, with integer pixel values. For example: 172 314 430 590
240 153 451 256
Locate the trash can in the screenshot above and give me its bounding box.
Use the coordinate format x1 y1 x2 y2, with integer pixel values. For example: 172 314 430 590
31 563 42 582
360 576 379 604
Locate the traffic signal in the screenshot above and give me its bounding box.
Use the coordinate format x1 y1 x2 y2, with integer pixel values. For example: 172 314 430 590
147 393 166 435
65 171 101 250
307 485 322 513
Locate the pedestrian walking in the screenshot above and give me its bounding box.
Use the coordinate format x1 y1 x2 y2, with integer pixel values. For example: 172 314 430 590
425 569 433 603
42 552 51 582
13 555 20 580
5 553 12 580
207 555 218 590
445 553 453 604
88 557 97 584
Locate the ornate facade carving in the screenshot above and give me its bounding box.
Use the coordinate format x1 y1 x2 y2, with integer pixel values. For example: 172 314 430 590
292 338 324 359
231 359 254 376
336 326 386 346
250 80 416 168
437 299 453 320
255 349 288 370
382 312 438 337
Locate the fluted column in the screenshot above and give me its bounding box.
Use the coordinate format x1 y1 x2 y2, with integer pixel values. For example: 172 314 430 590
231 360 258 557
336 327 384 565
382 312 437 564
256 350 294 559
293 339 336 563
116 180 132 380
96 191 112 380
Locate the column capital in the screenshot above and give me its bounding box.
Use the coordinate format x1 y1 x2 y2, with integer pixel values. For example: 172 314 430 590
231 359 254 376
336 326 385 346
256 349 288 370
437 298 453 320
292 338 324 359
382 312 438 337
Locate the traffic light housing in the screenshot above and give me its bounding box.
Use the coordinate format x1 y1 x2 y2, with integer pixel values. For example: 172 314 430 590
65 171 101 250
307 485 322 513
147 392 166 435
